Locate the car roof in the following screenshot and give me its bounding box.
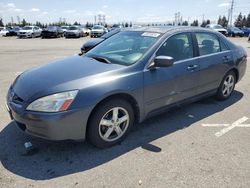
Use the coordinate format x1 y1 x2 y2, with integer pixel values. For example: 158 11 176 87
123 26 217 34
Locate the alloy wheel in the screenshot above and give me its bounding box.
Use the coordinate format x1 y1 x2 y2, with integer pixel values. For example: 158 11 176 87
98 107 129 142
222 75 235 97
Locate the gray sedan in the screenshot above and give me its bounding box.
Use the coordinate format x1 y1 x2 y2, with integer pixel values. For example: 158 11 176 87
6 27 247 148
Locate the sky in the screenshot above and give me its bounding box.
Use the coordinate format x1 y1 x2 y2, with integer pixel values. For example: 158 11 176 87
0 0 249 24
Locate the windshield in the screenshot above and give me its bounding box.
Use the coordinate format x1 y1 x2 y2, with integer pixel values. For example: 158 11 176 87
232 27 241 31
47 26 57 30
23 27 33 30
213 25 223 29
69 26 78 30
86 31 160 66
61 26 68 29
93 25 103 29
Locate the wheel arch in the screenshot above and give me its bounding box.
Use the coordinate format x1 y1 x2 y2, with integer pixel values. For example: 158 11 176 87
86 93 140 135
229 67 239 83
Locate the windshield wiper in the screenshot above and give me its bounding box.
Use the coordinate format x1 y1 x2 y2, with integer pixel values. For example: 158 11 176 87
91 56 111 64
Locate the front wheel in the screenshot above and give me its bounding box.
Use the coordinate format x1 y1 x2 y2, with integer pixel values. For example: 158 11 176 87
216 71 236 100
88 99 134 148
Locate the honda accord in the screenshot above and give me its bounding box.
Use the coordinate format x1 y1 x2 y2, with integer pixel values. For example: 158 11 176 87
6 27 247 148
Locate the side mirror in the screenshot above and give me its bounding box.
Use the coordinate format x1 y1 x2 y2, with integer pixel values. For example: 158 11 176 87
153 56 174 68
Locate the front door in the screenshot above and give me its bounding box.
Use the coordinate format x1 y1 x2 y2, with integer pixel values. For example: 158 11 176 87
143 33 200 115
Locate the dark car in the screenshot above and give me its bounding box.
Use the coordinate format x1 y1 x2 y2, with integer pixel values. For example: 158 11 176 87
41 26 64 38
6 27 21 36
65 26 83 38
6 27 247 148
227 27 244 37
241 27 250 37
80 29 121 54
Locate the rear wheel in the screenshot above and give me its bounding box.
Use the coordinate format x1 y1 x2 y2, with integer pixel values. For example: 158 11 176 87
216 71 236 100
88 99 134 148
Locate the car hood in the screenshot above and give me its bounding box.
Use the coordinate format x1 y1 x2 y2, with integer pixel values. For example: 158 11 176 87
19 29 32 33
91 29 103 32
67 30 78 33
13 55 124 102
214 28 227 32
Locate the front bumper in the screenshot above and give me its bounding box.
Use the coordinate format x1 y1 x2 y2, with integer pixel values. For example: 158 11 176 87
42 32 57 38
18 33 32 38
65 33 79 38
91 32 103 37
6 89 90 141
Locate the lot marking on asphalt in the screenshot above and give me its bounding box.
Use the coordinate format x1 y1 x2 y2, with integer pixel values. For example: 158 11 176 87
202 117 250 137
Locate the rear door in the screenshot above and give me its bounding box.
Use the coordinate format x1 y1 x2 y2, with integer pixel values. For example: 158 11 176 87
143 33 200 115
193 32 233 94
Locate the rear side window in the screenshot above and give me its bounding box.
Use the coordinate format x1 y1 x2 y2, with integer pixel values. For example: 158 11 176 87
195 33 221 56
156 33 194 62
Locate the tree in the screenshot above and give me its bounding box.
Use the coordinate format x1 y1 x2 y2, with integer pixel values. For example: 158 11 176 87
129 22 132 27
246 13 250 27
201 21 206 27
191 20 199 26
125 22 129 27
220 16 228 27
182 21 188 26
234 13 243 27
21 19 27 27
218 16 222 25
0 18 4 27
242 16 247 28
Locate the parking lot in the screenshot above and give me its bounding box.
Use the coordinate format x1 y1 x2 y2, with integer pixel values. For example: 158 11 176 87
0 36 250 187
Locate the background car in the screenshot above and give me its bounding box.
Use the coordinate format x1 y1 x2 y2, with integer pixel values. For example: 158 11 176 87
5 27 21 36
65 26 83 38
241 27 250 37
41 26 64 38
0 27 10 36
206 24 228 36
90 25 108 38
18 26 42 38
79 26 91 36
61 26 69 33
111 24 123 31
227 27 244 37
80 28 121 54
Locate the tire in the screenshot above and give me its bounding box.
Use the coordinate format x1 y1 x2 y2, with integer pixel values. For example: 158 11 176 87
31 33 35 38
215 71 236 101
88 98 134 148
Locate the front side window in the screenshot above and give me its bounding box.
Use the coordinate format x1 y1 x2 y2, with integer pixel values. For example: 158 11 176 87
156 33 194 62
195 33 220 56
86 31 159 66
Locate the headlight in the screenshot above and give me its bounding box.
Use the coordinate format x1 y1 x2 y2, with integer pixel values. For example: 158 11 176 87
26 90 78 112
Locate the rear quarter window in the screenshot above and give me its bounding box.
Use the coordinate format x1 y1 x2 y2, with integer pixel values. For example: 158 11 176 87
195 33 221 56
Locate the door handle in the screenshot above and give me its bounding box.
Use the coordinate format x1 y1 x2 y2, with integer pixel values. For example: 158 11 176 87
187 64 199 71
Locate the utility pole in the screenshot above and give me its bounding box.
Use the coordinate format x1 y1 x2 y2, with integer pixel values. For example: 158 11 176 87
229 0 235 27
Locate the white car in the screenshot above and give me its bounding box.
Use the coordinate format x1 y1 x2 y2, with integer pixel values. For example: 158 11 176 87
79 26 91 36
18 26 42 38
0 27 10 36
61 26 69 33
90 25 108 38
205 24 228 36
